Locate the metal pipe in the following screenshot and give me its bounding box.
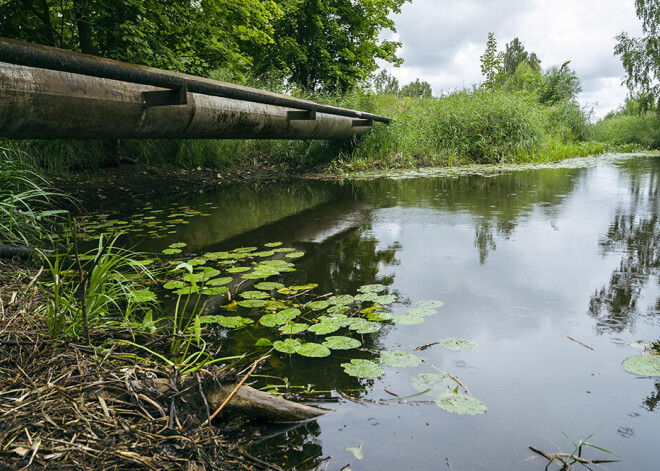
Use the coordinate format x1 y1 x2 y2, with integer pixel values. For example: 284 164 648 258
0 62 370 140
0 37 391 124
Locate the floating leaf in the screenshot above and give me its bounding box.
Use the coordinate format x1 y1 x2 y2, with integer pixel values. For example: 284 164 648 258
238 299 268 308
291 283 318 291
227 267 250 273
278 321 308 335
198 315 253 329
273 338 302 354
255 338 273 347
240 290 270 300
296 343 331 358
252 250 276 257
354 323 381 334
132 289 157 303
169 242 187 249
187 258 207 266
341 359 384 378
622 355 660 376
255 282 285 291
407 307 438 317
367 311 394 322
201 287 228 295
392 315 425 325
435 393 487 415
163 280 186 290
264 242 283 247
417 300 444 309
379 351 422 367
328 295 354 306
174 286 197 296
233 247 257 253
206 277 232 286
162 248 181 255
439 338 477 351
272 247 295 253
327 305 350 315
323 336 361 350
308 322 341 335
307 300 331 311
374 294 397 305
411 374 455 395
358 284 387 294
242 272 274 280
355 293 378 303
259 308 299 327
286 252 305 259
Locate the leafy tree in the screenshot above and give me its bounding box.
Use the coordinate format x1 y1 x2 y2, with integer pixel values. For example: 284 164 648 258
373 70 400 95
538 61 582 105
615 0 660 111
502 37 541 76
400 79 432 98
480 32 504 91
252 0 410 93
503 61 544 94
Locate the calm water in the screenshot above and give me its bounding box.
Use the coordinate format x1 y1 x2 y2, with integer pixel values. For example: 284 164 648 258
98 154 660 470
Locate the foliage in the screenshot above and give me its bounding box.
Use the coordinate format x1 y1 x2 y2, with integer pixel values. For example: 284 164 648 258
373 70 400 95
538 62 582 105
591 113 660 149
0 146 66 245
502 37 541 77
400 79 432 98
480 32 504 91
615 0 660 108
251 0 410 93
502 61 544 95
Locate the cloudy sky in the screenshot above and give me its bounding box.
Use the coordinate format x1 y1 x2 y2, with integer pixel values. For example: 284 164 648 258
380 0 644 119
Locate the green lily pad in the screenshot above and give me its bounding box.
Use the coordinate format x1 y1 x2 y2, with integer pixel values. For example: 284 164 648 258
169 242 187 249
272 247 295 253
296 343 331 358
259 308 299 327
227 267 251 273
187 258 207 266
132 289 157 303
238 299 269 308
355 293 378 302
307 300 331 311
435 393 487 415
392 315 425 325
367 311 394 322
206 277 233 286
255 282 285 291
163 280 186 290
327 305 350 315
358 284 387 294
201 287 228 295
273 338 302 354
439 338 477 351
240 290 270 300
286 252 305 259
264 242 283 247
374 294 397 305
162 248 181 255
198 315 253 329
308 322 341 335
233 247 258 253
379 351 422 367
354 323 381 334
417 300 444 309
341 359 385 378
174 286 197 296
278 321 308 335
252 250 276 257
323 336 361 350
622 355 660 376
255 338 273 347
407 307 438 317
411 374 455 395
328 295 355 306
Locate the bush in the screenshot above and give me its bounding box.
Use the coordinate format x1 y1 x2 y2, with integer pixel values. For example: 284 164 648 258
590 114 660 149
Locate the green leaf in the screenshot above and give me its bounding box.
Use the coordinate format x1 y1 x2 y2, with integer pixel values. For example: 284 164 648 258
278 321 308 334
439 338 477 351
367 311 394 321
233 247 257 253
264 242 283 247
132 289 157 303
259 308 299 327
435 393 487 415
273 338 302 354
308 321 341 335
252 250 276 257
392 315 425 325
198 315 253 329
174 286 197 296
417 300 444 308
240 290 270 300
323 336 361 350
307 300 331 311
206 277 233 286
296 342 331 358
169 242 187 249
255 338 273 347
341 359 385 378
163 280 186 290
255 282 285 291
272 247 295 253
407 307 438 317
379 351 422 367
286 251 305 258
200 287 228 295
328 294 354 305
162 248 181 255
355 293 378 302
411 374 455 395
238 299 268 308
357 284 387 294
374 294 397 304
227 266 250 273
622 355 660 376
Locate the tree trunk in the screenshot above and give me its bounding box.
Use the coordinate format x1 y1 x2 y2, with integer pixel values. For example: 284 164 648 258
73 0 96 55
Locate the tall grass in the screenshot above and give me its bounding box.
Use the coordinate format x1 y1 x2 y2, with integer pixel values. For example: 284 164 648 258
591 113 660 149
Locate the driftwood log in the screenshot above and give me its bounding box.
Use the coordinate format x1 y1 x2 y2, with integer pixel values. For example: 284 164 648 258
0 245 54 257
141 374 327 423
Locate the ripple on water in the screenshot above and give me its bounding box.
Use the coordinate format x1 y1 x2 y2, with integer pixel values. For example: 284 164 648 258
640 310 660 327
617 427 634 439
501 305 536 318
609 337 627 347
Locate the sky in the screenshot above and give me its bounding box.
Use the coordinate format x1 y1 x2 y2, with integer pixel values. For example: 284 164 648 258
380 0 644 119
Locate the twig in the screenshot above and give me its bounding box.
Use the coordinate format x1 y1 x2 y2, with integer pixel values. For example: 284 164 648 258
414 341 439 351
567 336 593 351
422 360 470 395
196 372 212 426
21 266 43 303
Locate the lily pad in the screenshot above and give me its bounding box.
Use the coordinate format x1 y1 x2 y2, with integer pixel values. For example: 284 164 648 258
392 315 425 325
206 277 232 286
240 290 270 300
227 267 251 273
132 289 157 303
259 308 299 327
341 359 385 379
162 248 181 255
327 305 350 315
264 242 283 247
622 355 660 376
439 338 477 351
323 336 361 350
255 338 273 347
286 252 305 259
328 295 354 306
169 242 187 249
417 300 444 309
255 282 285 291
198 315 253 329
411 374 455 395
379 351 422 367
367 311 394 322
407 307 438 317
273 338 302 354
307 300 331 311
435 393 487 415
308 322 341 335
358 284 387 294
233 247 258 253
174 286 197 296
252 250 276 257
278 321 308 335
374 294 397 305
272 247 295 253
296 343 331 358
355 293 378 303
201 287 228 295
238 299 269 308
163 280 186 290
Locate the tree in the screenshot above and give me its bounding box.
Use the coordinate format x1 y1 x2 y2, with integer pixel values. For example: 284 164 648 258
502 37 541 76
251 0 410 93
503 61 543 94
615 0 660 111
538 61 582 104
373 70 400 95
480 32 504 91
400 79 432 98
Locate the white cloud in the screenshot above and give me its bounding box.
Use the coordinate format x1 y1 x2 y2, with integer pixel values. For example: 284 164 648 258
382 0 644 118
